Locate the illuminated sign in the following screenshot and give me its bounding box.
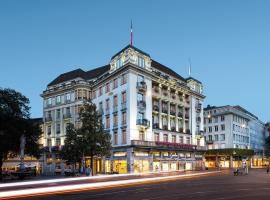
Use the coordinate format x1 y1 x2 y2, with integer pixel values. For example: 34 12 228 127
113 152 127 157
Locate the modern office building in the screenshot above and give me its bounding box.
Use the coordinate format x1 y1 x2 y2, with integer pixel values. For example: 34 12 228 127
41 44 205 174
203 105 267 168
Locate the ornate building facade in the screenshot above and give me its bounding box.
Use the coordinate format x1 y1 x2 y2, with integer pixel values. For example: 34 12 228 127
41 45 205 174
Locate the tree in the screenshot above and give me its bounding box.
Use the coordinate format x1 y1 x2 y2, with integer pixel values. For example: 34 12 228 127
0 88 42 179
79 101 111 175
60 124 83 170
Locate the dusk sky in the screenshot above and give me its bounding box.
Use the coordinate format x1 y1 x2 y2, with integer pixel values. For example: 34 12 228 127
0 0 269 122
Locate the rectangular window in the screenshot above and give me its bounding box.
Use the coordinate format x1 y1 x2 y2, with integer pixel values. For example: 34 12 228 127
106 99 110 111
105 82 110 93
66 93 71 102
186 137 191 144
122 91 127 103
214 134 219 141
208 118 212 123
106 116 110 129
221 124 225 131
113 95 118 107
163 134 168 142
214 117 218 123
154 133 160 142
122 129 127 144
114 131 118 145
113 78 118 89
92 90 96 99
47 126 51 135
47 98 52 106
113 114 118 127
56 138 61 146
56 123 60 134
220 134 225 141
209 135 213 141
215 125 219 132
139 131 145 141
116 58 122 68
56 96 61 104
221 115 225 121
56 109 61 119
47 138 52 146
122 112 127 125
99 87 103 96
121 74 127 85
209 127 212 133
172 135 176 143
179 136 184 144
138 56 145 67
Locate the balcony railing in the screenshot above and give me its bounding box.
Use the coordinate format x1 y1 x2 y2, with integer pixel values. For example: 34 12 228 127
206 140 213 144
137 81 147 92
163 125 168 130
136 119 150 128
137 100 146 109
178 127 184 133
171 127 176 132
44 116 52 122
153 123 159 129
170 110 176 116
153 105 159 112
131 140 198 151
113 106 118 113
178 112 183 118
162 108 168 114
63 113 72 119
121 102 127 110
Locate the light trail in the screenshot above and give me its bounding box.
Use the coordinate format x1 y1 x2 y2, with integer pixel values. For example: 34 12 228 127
0 171 221 199
0 170 191 188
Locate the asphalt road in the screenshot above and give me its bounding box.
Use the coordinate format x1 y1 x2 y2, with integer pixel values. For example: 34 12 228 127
13 169 270 200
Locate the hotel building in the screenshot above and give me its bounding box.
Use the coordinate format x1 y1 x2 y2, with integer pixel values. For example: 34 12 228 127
203 105 267 168
41 44 205 174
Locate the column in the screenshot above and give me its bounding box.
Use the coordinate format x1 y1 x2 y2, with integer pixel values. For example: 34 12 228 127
127 148 134 173
149 153 154 172
230 155 233 169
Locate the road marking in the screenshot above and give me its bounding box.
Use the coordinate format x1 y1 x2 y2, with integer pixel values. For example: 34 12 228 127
0 171 221 199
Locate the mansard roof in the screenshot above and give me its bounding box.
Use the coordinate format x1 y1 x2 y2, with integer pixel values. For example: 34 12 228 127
47 65 110 86
151 60 186 82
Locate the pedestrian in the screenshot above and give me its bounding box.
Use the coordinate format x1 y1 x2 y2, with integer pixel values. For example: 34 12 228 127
267 165 269 174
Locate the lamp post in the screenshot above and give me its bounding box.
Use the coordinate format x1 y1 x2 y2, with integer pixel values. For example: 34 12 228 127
19 133 26 172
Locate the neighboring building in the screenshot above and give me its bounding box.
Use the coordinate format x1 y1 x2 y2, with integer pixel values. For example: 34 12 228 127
41 44 205 174
203 105 267 168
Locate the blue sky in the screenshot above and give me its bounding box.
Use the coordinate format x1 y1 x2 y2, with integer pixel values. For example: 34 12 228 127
0 0 269 122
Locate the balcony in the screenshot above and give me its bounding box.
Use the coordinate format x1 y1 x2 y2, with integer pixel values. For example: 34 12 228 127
153 123 159 129
137 100 146 110
136 119 150 128
63 113 72 119
162 125 168 130
44 116 52 122
171 127 176 132
170 110 176 116
178 127 184 133
162 108 168 114
131 140 199 151
137 81 147 92
121 102 127 110
113 106 118 113
153 105 159 112
178 112 183 118
153 87 160 94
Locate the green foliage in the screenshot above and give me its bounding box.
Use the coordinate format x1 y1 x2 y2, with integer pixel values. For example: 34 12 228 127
0 88 42 178
61 101 111 172
60 123 82 164
206 148 254 156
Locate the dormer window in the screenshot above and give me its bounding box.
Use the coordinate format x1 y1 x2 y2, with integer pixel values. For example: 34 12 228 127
116 58 122 68
138 56 145 68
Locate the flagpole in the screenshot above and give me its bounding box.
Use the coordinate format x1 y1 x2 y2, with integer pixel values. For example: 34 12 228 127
130 20 133 46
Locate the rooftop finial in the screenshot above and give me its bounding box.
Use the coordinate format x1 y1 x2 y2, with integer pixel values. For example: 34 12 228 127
188 58 192 77
130 20 133 46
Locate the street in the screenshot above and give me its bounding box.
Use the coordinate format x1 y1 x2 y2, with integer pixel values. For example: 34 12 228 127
9 169 270 200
